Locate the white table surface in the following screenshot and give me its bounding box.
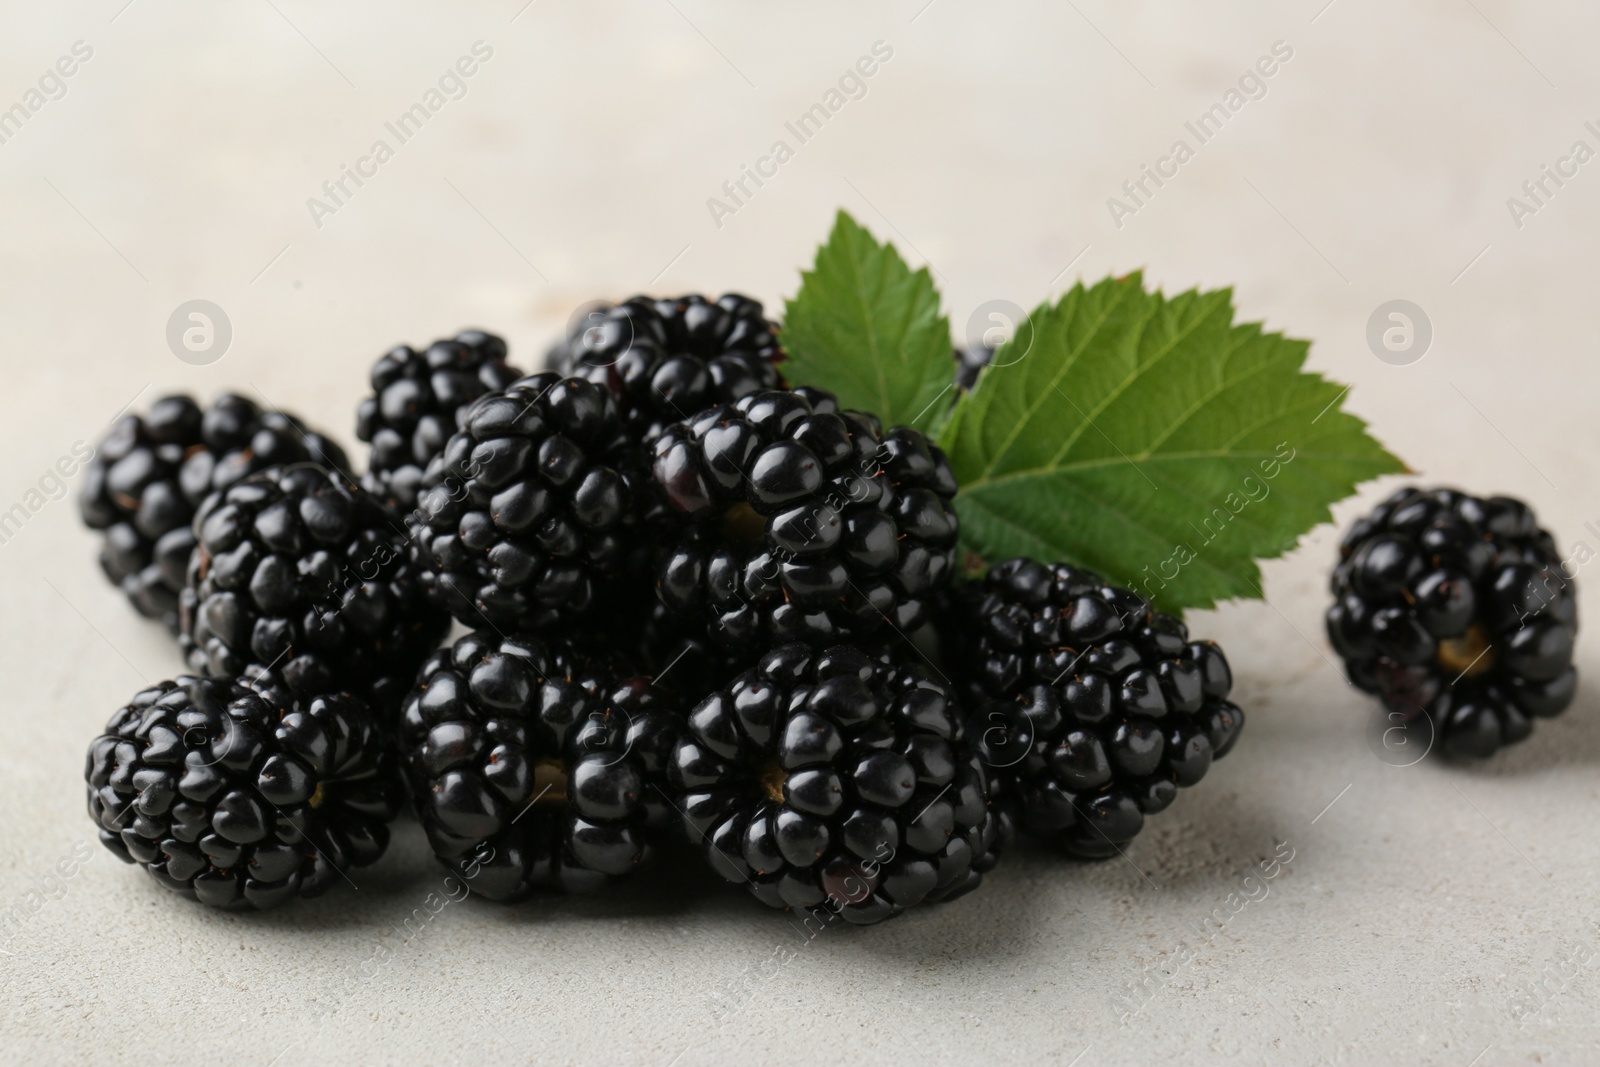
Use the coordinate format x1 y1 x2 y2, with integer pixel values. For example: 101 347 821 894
4 2 1599 1064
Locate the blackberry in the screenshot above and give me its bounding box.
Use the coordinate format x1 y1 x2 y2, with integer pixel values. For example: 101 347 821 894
79 394 349 633
553 293 784 444
958 558 1244 860
400 631 683 899
410 373 636 631
178 464 447 709
653 387 960 656
85 673 403 909
1327 486 1578 758
669 643 1006 924
954 342 994 392
356 329 522 513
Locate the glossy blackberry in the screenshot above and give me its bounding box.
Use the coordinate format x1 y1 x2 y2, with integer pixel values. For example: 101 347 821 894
79 394 349 634
1327 486 1578 759
400 631 683 899
85 673 403 909
178 464 447 709
669 643 1004 924
553 293 784 445
653 387 960 656
356 329 522 513
959 558 1244 860
410 373 636 631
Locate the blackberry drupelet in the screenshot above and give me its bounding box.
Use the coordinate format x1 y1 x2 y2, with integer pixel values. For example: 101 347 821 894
410 373 637 631
79 394 349 633
400 631 683 899
669 643 1005 924
178 464 447 708
356 329 522 513
958 557 1244 860
653 386 960 656
85 673 403 909
1327 486 1578 758
553 293 785 445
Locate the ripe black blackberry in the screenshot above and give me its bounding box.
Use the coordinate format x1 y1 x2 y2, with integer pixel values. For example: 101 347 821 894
85 673 403 909
178 464 447 709
553 293 785 444
400 631 683 899
79 394 349 633
1327 487 1578 758
653 386 960 656
410 373 636 631
669 643 1006 924
356 329 522 512
958 558 1244 860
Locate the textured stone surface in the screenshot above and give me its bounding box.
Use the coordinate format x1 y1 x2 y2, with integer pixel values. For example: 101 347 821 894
3 2 1598 1064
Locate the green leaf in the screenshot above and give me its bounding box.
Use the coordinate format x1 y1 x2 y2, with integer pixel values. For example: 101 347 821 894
781 211 956 432
938 273 1405 614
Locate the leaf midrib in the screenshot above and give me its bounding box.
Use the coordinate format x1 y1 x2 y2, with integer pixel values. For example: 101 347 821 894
841 236 895 421
963 352 1348 493
964 444 1392 489
812 224 945 429
973 279 1136 482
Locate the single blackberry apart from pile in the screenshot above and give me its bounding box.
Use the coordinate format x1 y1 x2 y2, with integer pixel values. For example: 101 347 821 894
1327 486 1578 759
960 558 1243 860
410 373 636 630
653 387 960 656
400 631 683 899
356 329 522 513
669 643 1006 924
85 673 403 909
178 464 446 709
80 394 349 633
553 293 785 445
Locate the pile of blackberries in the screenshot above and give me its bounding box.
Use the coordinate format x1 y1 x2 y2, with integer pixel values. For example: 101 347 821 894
81 292 1570 922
